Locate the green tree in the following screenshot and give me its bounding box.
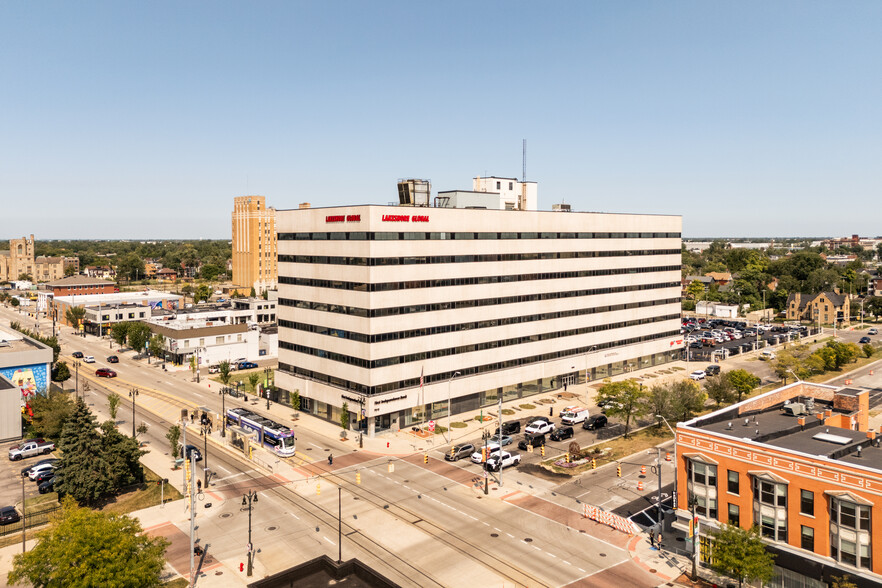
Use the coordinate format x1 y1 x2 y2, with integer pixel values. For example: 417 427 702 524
29 388 75 439
704 374 735 407
65 305 86 330
596 379 648 437
9 297 19 309
644 383 675 425
199 263 224 281
727 369 761 402
291 389 301 411
181 284 194 304
18 273 32 281
52 360 71 389
64 264 76 276
709 524 775 588
127 322 152 355
108 392 121 420
669 379 706 422
166 425 181 459
194 284 212 303
111 322 130 348
250 286 257 298
686 280 706 300
248 372 260 393
341 401 350 430
148 333 165 361
116 252 146 282
100 421 145 487
863 343 875 358
55 398 113 505
831 575 859 588
189 355 197 378
218 360 232 387
7 496 168 588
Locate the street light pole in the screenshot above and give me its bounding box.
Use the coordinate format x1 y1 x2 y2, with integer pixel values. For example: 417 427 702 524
655 414 678 511
690 496 698 581
220 388 227 438
446 371 460 443
74 361 81 399
243 490 259 576
264 367 272 410
20 473 26 553
201 424 210 488
128 388 139 438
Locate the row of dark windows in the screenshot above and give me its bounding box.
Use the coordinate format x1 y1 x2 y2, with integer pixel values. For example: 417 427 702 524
278 280 680 319
279 265 680 293
279 297 680 344
279 249 681 267
279 231 681 241
279 314 679 370
278 329 680 395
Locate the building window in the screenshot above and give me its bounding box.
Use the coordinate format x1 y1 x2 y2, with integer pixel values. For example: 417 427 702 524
496 181 500 189
752 476 787 541
199 338 205 347
800 489 814 516
686 458 717 519
801 526 814 551
728 503 739 526
830 497 871 569
508 182 513 190
727 470 739 494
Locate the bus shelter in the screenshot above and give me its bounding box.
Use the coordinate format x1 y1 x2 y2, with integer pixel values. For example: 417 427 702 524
229 425 257 457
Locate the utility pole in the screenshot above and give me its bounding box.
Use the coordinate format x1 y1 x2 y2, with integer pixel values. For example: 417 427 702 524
497 395 503 488
656 447 663 525
337 487 342 563
189 450 196 587
129 388 139 438
20 473 26 553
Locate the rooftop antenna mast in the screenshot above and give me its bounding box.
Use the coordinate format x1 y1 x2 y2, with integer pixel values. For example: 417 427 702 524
518 139 527 210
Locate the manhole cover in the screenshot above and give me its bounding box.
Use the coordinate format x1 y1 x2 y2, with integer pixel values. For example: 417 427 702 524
267 526 277 531
306 447 312 451
324 448 330 451
524 538 533 542
491 533 499 538
215 571 223 576
599 553 607 557
649 569 657 573
220 513 232 519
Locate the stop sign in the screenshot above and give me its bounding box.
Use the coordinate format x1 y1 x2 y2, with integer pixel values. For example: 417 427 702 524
428 420 435 432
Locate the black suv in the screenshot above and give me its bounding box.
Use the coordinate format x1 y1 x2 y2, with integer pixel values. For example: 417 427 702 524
496 421 521 435
582 414 608 430
444 443 475 461
517 434 546 450
550 426 574 442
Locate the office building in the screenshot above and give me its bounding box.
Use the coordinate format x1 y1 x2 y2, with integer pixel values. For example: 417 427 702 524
232 195 277 294
276 203 682 436
674 381 882 587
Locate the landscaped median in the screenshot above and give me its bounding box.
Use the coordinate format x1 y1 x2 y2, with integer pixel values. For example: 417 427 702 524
537 425 673 476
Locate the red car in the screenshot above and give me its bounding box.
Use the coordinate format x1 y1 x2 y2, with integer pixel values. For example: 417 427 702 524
95 368 117 378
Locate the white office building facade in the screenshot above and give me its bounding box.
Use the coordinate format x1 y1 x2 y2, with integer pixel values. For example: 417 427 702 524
276 205 682 436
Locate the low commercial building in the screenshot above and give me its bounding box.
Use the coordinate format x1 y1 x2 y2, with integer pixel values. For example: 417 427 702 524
0 325 53 443
277 202 682 435
673 381 882 587
52 290 182 331
145 318 258 367
46 275 116 297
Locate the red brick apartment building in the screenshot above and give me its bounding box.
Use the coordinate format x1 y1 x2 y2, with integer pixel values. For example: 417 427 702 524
46 275 115 296
674 381 882 587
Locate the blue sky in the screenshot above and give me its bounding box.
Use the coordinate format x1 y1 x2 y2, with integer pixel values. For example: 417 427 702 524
1 2 879 239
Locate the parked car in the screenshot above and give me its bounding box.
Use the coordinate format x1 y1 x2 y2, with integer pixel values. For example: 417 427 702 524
95 368 117 378
601 401 622 414
760 350 776 361
486 434 513 447
21 457 57 477
38 476 56 494
558 405 580 417
560 408 590 426
0 506 20 525
208 365 220 374
869 328 878 335
689 370 706 381
582 414 608 430
444 443 475 461
107 355 119 363
470 443 501 464
524 420 555 436
859 336 871 344
517 435 546 450
33 468 56 483
550 426 574 442
705 365 721 377
237 361 258 370
181 444 203 462
71 351 84 358
28 461 58 480
484 451 521 472
496 421 521 435
9 439 55 461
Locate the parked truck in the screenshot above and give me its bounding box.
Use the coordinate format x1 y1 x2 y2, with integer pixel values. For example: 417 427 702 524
8 439 55 461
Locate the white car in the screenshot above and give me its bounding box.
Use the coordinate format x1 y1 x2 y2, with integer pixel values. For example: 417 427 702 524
689 370 706 381
83 356 95 363
524 420 555 436
470 443 501 464
869 328 878 335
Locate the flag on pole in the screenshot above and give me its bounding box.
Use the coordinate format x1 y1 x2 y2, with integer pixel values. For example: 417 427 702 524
420 366 424 390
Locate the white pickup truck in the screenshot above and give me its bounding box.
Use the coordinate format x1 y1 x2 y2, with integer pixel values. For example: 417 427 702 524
484 451 521 472
9 439 55 461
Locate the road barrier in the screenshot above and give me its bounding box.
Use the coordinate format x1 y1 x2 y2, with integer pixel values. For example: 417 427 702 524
582 504 639 536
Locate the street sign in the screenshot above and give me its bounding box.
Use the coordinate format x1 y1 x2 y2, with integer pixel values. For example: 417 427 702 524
428 420 435 432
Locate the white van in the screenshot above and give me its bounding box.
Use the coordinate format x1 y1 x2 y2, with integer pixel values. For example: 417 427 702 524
760 350 776 361
560 408 590 426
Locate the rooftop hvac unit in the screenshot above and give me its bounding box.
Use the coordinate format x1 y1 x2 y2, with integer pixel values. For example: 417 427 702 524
783 403 806 416
397 179 431 207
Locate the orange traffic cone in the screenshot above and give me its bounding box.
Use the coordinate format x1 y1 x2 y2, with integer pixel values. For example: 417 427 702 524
637 480 644 491
665 452 672 462
640 465 646 475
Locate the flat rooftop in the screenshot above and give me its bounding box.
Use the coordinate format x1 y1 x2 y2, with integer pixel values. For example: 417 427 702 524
0 328 49 356
55 290 181 304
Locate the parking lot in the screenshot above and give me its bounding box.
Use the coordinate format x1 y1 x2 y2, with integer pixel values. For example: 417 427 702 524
0 445 57 513
684 321 821 363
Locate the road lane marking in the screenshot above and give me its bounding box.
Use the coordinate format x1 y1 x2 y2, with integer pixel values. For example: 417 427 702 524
290 513 300 520
505 533 513 538
546 553 556 558
323 536 335 545
309 443 323 450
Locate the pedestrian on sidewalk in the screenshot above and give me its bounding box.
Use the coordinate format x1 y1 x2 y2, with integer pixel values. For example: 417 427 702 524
328 454 333 466
649 529 655 547
657 532 663 549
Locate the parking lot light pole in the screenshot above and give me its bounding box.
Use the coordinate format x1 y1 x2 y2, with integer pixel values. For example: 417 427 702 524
446 371 460 443
128 388 139 438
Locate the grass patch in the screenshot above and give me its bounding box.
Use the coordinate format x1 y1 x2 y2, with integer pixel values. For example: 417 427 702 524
164 578 190 588
432 425 448 435
99 467 183 515
519 404 536 410
542 425 673 476
502 409 516 415
474 415 484 422
450 422 468 429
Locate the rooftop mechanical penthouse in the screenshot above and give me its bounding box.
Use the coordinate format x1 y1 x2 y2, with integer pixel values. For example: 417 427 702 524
276 202 682 437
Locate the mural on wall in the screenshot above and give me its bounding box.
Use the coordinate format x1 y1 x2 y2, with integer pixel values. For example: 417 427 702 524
0 363 49 397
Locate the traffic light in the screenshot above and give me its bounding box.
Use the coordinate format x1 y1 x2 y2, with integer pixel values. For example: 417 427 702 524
564 452 570 464
540 445 546 457
240 563 244 572
316 482 321 496
423 454 429 464
617 465 622 477
591 458 596 469
356 471 361 485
